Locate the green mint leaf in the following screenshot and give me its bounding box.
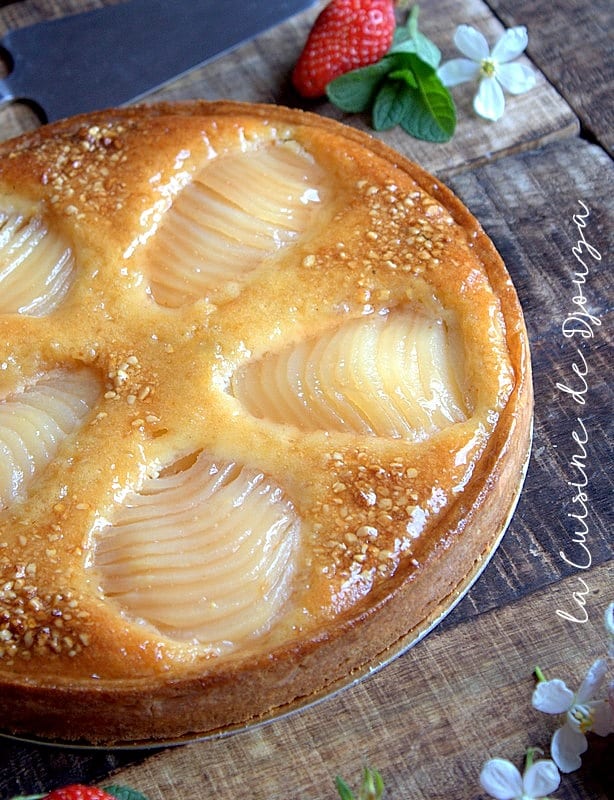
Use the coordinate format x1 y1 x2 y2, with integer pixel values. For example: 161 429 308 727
335 776 357 800
327 4 455 144
371 768 385 798
390 35 441 69
358 767 385 800
388 68 418 89
398 86 455 143
373 79 412 130
390 6 440 69
103 786 151 800
396 56 456 142
392 28 408 47
326 58 394 112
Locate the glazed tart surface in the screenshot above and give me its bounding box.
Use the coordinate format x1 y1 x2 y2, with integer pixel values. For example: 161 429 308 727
0 101 532 745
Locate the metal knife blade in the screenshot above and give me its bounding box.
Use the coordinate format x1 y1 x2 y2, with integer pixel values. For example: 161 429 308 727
0 0 317 123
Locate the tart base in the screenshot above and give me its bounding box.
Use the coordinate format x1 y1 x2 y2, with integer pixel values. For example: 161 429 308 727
0 100 533 746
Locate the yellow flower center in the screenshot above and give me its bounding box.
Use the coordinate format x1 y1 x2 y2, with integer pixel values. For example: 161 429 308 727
480 58 497 78
568 703 594 734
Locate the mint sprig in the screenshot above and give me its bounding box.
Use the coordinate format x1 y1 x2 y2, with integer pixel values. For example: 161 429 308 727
326 6 455 143
335 767 385 800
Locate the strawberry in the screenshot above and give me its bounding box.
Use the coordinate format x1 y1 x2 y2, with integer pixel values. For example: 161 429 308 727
42 786 117 800
292 0 396 98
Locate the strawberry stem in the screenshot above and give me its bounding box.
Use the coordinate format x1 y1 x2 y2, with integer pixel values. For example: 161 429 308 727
407 5 419 37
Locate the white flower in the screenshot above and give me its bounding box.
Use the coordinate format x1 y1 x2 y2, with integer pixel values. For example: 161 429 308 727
480 755 560 799
532 659 614 773
437 24 536 121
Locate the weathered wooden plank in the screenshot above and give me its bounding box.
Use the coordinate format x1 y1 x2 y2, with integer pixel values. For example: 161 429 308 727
486 0 614 156
37 563 609 800
0 0 579 175
442 136 613 627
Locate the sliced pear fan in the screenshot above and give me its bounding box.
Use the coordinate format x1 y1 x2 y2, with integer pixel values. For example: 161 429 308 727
231 306 468 440
0 205 75 315
0 368 102 509
146 142 326 307
93 452 300 650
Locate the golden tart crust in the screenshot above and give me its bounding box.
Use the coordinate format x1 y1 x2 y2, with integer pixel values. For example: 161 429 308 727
0 101 532 745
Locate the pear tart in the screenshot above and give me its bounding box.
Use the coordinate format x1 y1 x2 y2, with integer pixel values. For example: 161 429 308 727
0 101 532 745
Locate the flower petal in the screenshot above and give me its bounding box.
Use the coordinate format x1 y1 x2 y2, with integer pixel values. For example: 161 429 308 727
591 698 614 736
479 758 523 799
437 58 481 87
496 62 536 94
454 24 490 62
532 679 574 714
491 26 529 62
523 760 561 796
576 658 608 702
474 76 505 120
551 724 587 773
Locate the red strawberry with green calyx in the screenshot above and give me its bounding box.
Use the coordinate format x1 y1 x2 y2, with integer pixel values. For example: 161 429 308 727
292 0 396 98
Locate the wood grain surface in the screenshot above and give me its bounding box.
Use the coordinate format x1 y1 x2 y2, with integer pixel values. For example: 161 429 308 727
489 0 614 157
0 0 612 798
